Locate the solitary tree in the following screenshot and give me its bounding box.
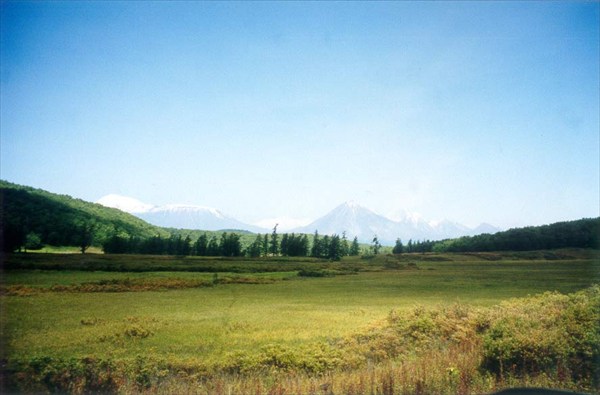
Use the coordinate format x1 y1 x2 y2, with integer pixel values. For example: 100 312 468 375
76 222 95 254
25 232 43 251
371 235 381 255
270 224 279 256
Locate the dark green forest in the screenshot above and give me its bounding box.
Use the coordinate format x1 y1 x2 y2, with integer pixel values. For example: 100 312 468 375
389 217 600 254
1 180 598 257
101 230 360 260
0 180 168 252
432 218 600 252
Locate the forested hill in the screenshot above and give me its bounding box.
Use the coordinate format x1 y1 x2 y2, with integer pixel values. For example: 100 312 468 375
0 180 168 252
431 217 600 253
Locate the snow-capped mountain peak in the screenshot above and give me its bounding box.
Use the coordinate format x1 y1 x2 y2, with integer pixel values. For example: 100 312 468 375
96 194 265 232
294 202 500 245
343 200 362 210
96 194 154 213
293 201 398 242
96 195 500 241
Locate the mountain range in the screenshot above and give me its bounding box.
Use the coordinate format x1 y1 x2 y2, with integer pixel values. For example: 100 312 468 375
292 202 499 245
97 195 500 245
96 194 265 233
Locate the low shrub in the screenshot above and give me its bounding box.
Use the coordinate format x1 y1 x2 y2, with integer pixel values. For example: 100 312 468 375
298 269 334 277
124 324 152 339
481 285 600 382
6 356 119 394
219 342 343 375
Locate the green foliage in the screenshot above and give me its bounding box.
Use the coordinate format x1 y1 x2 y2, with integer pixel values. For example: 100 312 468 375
433 218 600 253
481 285 600 380
221 343 343 375
269 224 279 256
7 356 119 394
392 238 404 254
349 236 360 256
246 234 263 257
0 180 168 251
297 268 334 277
279 233 309 257
24 232 43 250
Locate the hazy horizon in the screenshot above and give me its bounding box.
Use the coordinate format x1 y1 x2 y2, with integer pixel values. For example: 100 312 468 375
2 1 598 230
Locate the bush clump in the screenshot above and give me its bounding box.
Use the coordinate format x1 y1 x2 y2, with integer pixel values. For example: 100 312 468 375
338 285 599 388
298 269 335 277
7 356 119 394
481 285 600 382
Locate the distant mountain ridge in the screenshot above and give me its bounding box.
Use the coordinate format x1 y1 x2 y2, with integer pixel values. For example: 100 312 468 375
293 202 500 245
97 195 500 244
97 195 499 244
96 194 265 233
4 181 594 254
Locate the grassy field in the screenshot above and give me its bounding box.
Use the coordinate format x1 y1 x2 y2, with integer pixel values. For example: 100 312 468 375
1 250 599 394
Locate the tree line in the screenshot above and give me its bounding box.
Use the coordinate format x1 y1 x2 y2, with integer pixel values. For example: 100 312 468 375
390 218 599 253
3 182 598 255
102 226 364 260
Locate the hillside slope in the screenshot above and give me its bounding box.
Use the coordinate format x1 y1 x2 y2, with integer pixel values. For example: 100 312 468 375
433 217 600 252
0 180 168 251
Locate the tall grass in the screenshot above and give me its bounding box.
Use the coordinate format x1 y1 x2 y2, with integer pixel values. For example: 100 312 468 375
1 251 598 393
3 286 598 394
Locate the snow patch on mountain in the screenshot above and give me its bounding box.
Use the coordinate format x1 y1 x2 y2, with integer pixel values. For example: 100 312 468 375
96 194 154 214
96 195 265 232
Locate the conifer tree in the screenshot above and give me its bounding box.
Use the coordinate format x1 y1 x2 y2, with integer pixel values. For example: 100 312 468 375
262 233 269 257
341 231 349 257
207 236 220 256
247 234 263 258
194 234 208 256
269 224 279 256
311 230 320 257
328 234 343 260
280 233 289 256
349 236 360 256
392 238 404 254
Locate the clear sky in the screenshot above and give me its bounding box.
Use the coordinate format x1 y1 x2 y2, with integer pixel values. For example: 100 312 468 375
1 1 599 230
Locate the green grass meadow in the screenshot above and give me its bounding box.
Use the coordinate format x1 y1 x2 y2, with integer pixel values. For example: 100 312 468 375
1 250 599 394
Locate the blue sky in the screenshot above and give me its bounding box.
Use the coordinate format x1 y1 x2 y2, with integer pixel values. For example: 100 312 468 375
1 1 598 229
